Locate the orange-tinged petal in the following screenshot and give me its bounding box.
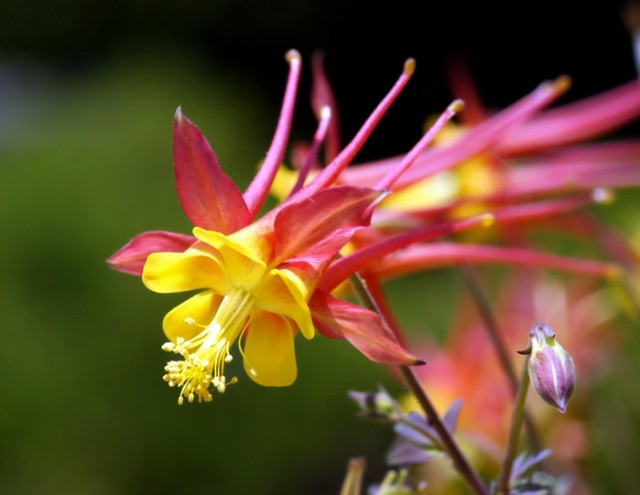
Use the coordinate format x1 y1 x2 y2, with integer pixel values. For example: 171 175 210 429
498 79 640 156
365 243 620 280
272 185 380 265
310 290 421 365
108 230 195 276
253 268 314 339
142 248 229 294
162 290 221 342
243 311 297 386
173 109 251 233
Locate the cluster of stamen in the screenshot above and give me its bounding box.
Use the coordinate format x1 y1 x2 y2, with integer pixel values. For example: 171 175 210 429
161 289 252 404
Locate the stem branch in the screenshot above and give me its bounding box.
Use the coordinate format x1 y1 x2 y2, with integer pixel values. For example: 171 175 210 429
457 264 542 453
349 274 489 495
497 355 531 494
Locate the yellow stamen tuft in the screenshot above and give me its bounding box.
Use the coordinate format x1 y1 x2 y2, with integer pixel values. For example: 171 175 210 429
162 289 254 404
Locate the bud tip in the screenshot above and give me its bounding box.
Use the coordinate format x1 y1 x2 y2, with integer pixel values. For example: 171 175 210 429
448 98 465 114
286 49 302 64
552 75 572 94
527 322 576 413
592 187 615 204
403 58 416 76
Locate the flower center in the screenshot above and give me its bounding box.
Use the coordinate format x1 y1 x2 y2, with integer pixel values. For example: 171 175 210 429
162 288 254 404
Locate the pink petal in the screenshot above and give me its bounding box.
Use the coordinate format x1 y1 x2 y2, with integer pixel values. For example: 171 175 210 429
498 79 640 156
272 185 381 265
446 56 487 125
287 105 332 197
475 194 603 226
303 59 416 194
173 108 250 233
107 230 195 276
505 155 640 196
366 243 620 280
309 290 421 365
282 226 363 282
243 50 302 218
311 52 341 162
340 77 570 188
374 99 464 192
320 215 492 292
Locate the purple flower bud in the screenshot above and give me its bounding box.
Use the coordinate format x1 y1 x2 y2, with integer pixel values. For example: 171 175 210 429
348 388 402 421
527 322 576 413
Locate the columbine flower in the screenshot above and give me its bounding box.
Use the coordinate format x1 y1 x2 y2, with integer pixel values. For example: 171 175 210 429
312 58 640 256
143 162 386 401
110 51 480 404
265 58 640 345
527 322 576 413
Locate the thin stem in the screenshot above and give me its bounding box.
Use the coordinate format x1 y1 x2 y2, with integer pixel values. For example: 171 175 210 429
349 273 489 495
399 367 490 495
497 355 531 495
457 264 542 453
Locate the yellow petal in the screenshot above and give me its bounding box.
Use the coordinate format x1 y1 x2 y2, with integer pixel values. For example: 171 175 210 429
253 268 315 339
243 311 297 386
142 248 229 294
193 227 268 288
162 290 221 342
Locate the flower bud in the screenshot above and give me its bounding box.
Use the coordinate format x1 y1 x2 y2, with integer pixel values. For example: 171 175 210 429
348 388 402 421
527 322 576 413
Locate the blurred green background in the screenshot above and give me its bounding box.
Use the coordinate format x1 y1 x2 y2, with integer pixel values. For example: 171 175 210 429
1 1 640 493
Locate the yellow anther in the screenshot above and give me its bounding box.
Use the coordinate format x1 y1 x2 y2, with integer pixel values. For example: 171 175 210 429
161 288 254 404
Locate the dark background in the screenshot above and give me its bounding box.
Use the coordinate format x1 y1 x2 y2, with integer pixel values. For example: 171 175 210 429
2 0 637 156
1 1 639 494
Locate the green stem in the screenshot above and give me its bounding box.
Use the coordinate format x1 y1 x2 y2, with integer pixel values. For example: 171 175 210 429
457 264 542 453
399 366 490 495
349 274 489 495
497 355 531 494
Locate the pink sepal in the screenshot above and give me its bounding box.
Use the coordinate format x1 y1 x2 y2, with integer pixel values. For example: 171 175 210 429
173 108 250 233
310 289 421 365
272 185 381 265
108 231 195 276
